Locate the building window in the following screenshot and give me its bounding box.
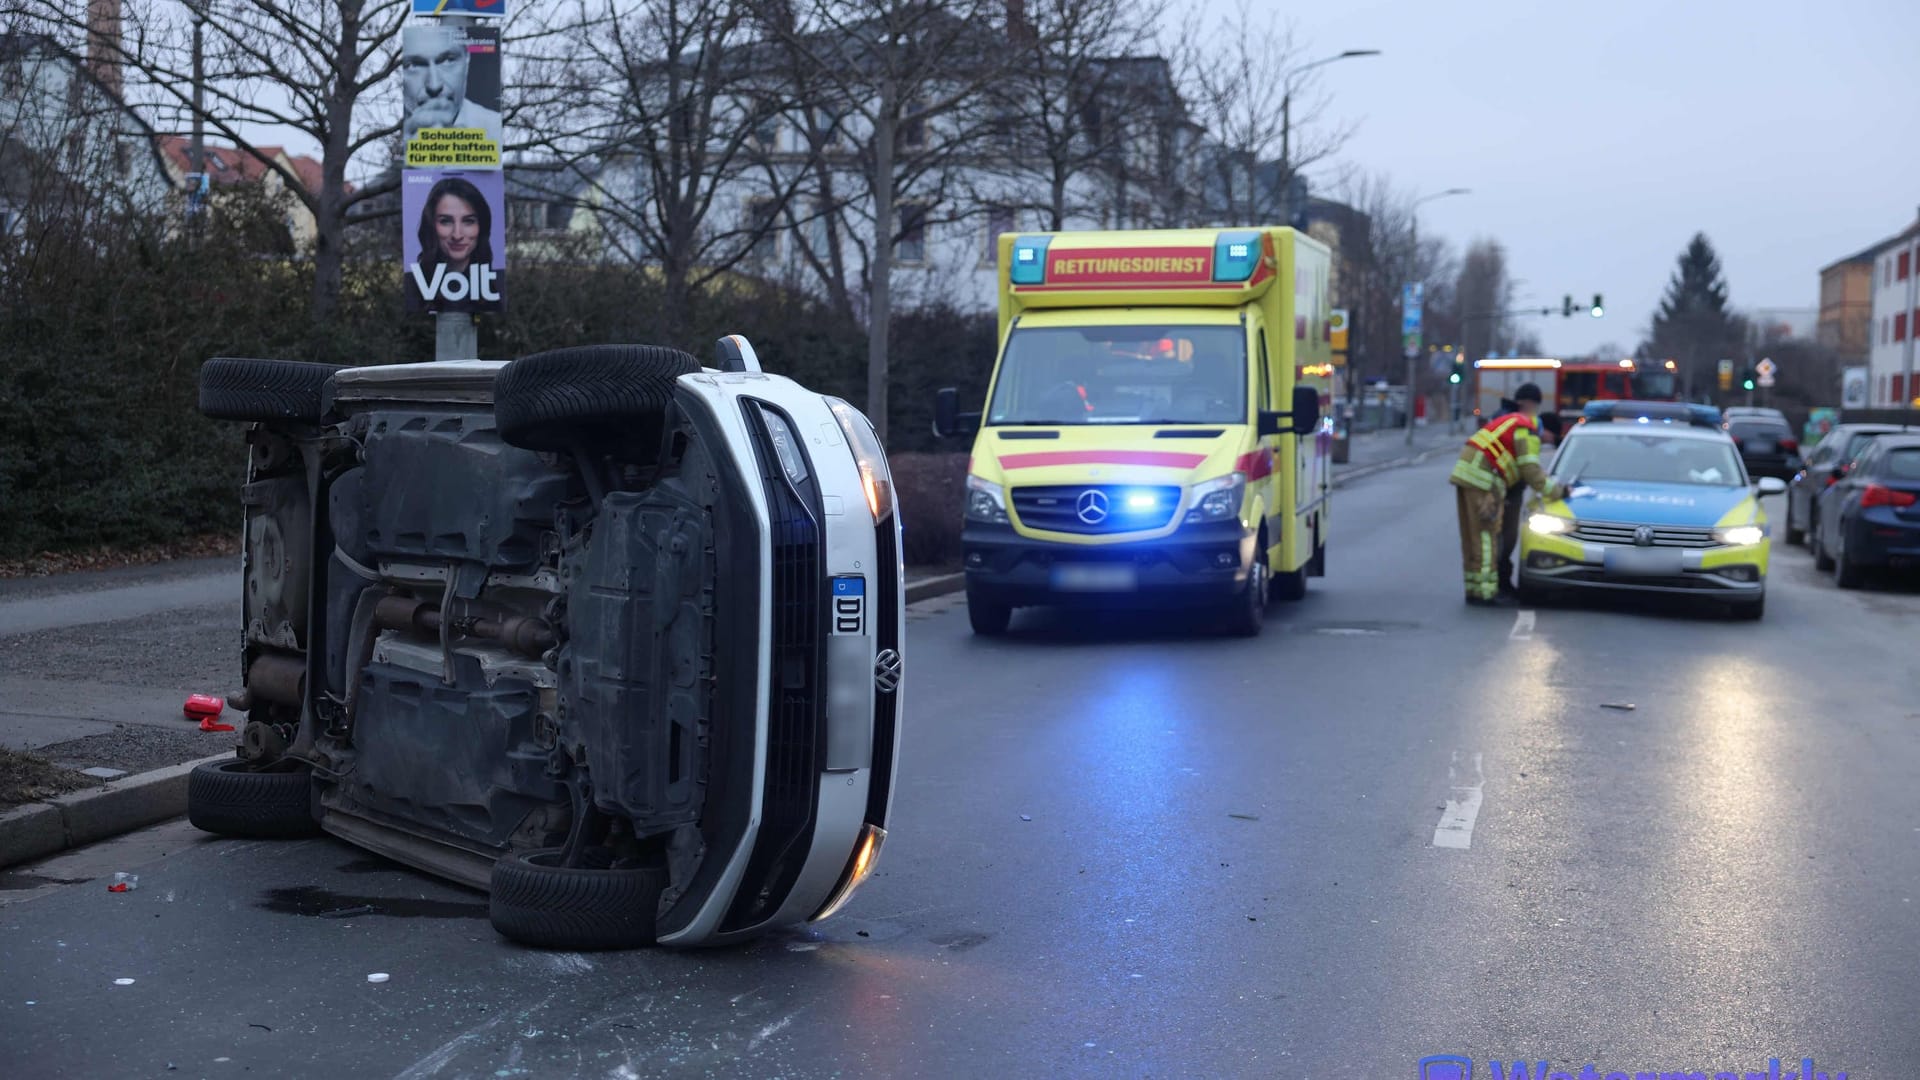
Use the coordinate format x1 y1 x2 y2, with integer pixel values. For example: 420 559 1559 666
811 106 843 150
1898 312 1909 342
746 198 780 262
1902 250 1912 281
895 202 928 264
982 206 1014 266
803 201 832 261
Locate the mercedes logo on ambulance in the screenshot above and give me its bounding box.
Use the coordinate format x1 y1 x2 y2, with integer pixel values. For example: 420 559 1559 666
1076 489 1110 525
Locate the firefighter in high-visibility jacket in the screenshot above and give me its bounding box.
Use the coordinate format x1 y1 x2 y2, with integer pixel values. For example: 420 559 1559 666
1450 383 1568 606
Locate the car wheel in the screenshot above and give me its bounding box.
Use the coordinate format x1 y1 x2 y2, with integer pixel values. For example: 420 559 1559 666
1225 559 1268 637
1811 523 1834 571
1783 499 1803 546
1730 595 1766 620
489 848 669 951
1309 539 1327 577
966 589 1012 636
494 344 701 459
1833 531 1863 590
186 758 322 839
198 357 343 424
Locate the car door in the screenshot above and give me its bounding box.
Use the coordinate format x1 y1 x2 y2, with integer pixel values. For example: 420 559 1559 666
1794 433 1836 525
1828 442 1881 552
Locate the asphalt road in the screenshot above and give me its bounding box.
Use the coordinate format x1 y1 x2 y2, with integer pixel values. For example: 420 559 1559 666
3 459 1917 1078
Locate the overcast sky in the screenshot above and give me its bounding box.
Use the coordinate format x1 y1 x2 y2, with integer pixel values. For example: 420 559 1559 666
1196 0 1920 357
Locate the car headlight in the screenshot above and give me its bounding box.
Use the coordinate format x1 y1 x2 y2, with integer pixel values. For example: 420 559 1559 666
1714 525 1766 546
966 475 1008 524
755 404 809 488
1185 473 1246 523
826 397 892 522
1527 512 1571 536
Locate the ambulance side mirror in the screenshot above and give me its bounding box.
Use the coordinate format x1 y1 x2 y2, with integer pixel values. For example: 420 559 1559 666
1290 385 1320 435
933 387 978 439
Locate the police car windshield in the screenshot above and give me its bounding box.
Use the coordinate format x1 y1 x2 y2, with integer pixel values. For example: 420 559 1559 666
986 325 1247 425
1554 433 1745 487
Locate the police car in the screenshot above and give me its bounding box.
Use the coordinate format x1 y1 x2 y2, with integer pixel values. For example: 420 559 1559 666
1517 401 1784 619
187 340 902 948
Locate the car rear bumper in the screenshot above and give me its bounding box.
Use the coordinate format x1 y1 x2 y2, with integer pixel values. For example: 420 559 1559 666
1842 511 1920 568
962 519 1255 607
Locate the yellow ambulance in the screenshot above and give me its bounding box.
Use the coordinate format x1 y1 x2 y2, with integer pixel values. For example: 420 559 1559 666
933 227 1336 636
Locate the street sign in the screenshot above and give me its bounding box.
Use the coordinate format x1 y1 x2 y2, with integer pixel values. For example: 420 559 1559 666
1401 283 1423 359
1717 358 1733 391
1329 308 1349 354
1755 357 1777 388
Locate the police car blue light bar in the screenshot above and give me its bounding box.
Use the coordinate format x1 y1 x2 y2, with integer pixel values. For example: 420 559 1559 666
1581 400 1720 428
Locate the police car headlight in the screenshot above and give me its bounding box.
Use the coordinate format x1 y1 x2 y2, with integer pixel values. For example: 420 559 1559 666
1714 525 1765 546
1186 473 1246 523
966 475 1008 524
826 397 893 523
1527 513 1572 536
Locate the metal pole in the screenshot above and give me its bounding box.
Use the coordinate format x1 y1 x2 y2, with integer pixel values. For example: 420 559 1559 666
1905 231 1918 420
1404 213 1418 445
431 12 479 363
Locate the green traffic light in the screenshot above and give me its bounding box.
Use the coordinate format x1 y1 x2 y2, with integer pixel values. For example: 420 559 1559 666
1743 380 1755 391
1449 373 1461 384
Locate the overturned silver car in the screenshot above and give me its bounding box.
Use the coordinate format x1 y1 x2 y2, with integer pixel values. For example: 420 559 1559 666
189 341 903 948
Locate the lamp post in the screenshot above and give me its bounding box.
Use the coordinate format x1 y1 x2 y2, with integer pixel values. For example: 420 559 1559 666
1280 50 1379 213
1405 187 1470 444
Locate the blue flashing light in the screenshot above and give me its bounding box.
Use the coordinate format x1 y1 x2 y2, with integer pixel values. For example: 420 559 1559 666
1009 236 1051 285
1212 230 1262 283
1124 492 1160 511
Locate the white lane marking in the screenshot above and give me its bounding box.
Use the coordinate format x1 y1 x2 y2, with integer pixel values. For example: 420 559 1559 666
1432 751 1485 850
1509 609 1535 640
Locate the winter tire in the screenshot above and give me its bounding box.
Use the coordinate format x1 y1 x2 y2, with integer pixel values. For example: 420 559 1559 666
198 358 343 424
494 345 701 457
1225 559 1268 637
489 847 669 951
1269 563 1308 603
186 758 321 839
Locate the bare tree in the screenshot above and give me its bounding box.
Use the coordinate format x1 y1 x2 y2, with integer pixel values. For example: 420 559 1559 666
1174 0 1354 226
990 0 1166 231
1454 238 1515 364
22 0 411 321
1340 172 1456 389
751 0 1011 443
515 0 813 336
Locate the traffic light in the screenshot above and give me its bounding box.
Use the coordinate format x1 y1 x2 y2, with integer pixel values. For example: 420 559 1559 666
1591 294 1604 318
1562 294 1573 318
1448 351 1466 384
1741 366 1756 391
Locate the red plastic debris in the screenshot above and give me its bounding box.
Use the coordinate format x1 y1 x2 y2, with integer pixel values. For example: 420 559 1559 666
107 883 130 893
183 694 225 721
198 716 236 733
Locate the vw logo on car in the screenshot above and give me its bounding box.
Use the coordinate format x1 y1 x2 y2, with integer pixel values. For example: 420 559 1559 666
1075 489 1109 525
1633 525 1655 547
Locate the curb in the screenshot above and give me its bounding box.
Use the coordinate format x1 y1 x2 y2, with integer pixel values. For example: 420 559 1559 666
905 572 966 605
0 752 228 871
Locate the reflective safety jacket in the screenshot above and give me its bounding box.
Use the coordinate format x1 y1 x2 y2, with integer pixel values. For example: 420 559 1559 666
1450 412 1552 496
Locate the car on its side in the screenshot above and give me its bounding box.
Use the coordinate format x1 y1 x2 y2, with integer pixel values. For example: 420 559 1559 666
1520 408 1782 619
1724 414 1802 481
1783 423 1910 546
186 341 904 950
1810 433 1920 588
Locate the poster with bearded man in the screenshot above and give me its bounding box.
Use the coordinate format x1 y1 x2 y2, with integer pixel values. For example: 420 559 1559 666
401 24 502 169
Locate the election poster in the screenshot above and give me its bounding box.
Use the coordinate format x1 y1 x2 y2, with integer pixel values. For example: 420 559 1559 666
411 0 506 15
403 169 506 314
401 24 502 170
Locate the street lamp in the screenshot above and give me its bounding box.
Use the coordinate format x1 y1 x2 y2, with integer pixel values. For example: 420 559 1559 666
1280 49 1381 190
1407 187 1470 444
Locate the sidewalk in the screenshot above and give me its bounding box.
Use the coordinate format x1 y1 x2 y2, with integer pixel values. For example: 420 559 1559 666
1336 423 1460 474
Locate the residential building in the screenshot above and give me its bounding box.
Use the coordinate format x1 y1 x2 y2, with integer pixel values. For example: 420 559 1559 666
1817 244 1875 362
0 31 170 236
154 136 333 249
1865 212 1920 407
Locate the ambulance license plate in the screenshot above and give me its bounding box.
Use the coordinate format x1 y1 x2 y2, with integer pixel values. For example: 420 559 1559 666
1052 564 1136 592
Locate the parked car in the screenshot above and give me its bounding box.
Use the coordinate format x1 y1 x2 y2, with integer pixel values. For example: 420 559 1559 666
1811 434 1920 588
1783 423 1909 545
1721 405 1786 422
187 342 904 949
1724 415 1802 481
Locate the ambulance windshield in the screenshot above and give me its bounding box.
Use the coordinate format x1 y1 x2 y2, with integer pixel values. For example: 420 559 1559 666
986 325 1248 426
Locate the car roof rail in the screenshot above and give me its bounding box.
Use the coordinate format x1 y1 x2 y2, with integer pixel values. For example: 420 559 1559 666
714 334 763 373
1579 400 1722 429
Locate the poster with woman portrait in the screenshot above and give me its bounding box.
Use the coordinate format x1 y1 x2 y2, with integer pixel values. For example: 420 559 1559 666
402 168 506 314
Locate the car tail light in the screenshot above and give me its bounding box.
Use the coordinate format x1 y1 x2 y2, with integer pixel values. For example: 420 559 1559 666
1779 438 1798 453
1861 484 1918 509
